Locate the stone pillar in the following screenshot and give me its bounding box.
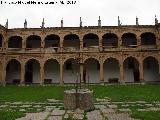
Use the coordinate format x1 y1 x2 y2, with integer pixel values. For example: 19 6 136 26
100 61 104 82
22 37 26 50
40 63 44 85
118 35 122 49
99 35 103 51
60 36 63 52
20 63 25 85
156 36 160 49
2 65 6 87
60 62 64 85
159 60 160 74
80 40 83 51
119 61 124 83
41 36 45 52
137 35 141 49
139 60 144 83
80 63 84 82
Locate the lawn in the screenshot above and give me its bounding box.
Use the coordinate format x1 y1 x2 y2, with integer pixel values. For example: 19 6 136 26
0 84 160 120
0 84 160 102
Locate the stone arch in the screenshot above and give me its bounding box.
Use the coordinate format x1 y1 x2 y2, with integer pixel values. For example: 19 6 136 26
83 33 99 47
104 58 120 83
8 36 22 48
143 56 160 82
25 59 40 84
26 35 41 48
63 58 80 83
0 34 3 47
6 59 21 84
64 34 80 50
123 57 140 82
84 58 100 83
44 59 60 84
102 33 118 48
44 34 60 48
141 32 156 45
122 33 137 47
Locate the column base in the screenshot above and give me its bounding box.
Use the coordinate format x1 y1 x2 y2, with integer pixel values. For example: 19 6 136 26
119 80 126 85
140 80 145 85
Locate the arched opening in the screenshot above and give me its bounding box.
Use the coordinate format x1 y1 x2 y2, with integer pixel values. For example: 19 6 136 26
141 32 156 45
26 35 41 48
102 33 118 48
104 58 120 83
63 58 80 83
122 33 137 47
124 57 140 82
45 34 60 48
64 34 80 50
44 59 60 84
6 59 21 84
8 36 22 48
143 57 160 82
84 58 100 83
0 34 3 47
25 59 40 84
83 33 99 48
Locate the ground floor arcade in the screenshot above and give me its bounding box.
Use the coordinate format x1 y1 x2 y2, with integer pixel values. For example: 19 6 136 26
0 56 160 85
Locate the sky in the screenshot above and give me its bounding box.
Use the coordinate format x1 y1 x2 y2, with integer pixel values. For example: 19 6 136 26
0 0 160 28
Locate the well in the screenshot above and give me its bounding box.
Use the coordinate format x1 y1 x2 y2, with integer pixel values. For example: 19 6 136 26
64 89 94 111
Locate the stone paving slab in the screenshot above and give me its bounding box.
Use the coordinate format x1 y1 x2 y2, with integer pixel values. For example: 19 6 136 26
48 116 63 120
73 113 84 120
106 113 135 120
108 104 118 109
51 109 65 116
118 108 131 112
101 108 116 114
87 110 103 120
16 112 49 120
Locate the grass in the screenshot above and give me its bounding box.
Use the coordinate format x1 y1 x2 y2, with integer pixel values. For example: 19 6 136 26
91 84 160 102
0 110 24 120
0 84 160 120
131 111 160 120
0 84 160 102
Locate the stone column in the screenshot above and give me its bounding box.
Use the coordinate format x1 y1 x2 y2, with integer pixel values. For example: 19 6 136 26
99 38 103 51
80 63 84 83
139 60 144 82
80 40 83 51
119 61 124 83
22 37 26 50
137 35 141 49
2 35 6 51
60 36 63 52
3 36 7 52
60 62 64 85
41 36 45 52
159 60 160 74
2 65 6 87
100 61 104 82
40 63 44 85
156 36 160 49
118 35 122 49
20 63 25 85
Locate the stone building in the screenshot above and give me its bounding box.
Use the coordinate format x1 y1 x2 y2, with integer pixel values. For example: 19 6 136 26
0 18 160 86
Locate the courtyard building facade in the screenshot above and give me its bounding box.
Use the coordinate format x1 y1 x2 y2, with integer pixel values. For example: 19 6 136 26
0 20 160 86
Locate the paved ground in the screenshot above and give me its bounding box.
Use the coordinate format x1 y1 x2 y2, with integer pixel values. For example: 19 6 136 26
0 98 160 120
